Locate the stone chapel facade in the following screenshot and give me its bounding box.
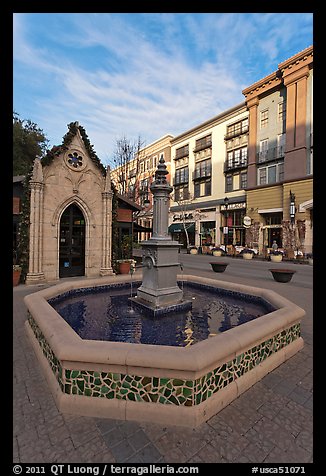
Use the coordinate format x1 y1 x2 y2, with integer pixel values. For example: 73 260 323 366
25 122 114 284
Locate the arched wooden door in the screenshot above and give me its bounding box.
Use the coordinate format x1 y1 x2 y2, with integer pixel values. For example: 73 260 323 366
59 204 85 277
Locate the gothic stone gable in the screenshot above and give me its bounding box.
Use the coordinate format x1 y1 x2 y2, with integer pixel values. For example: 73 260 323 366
27 125 113 283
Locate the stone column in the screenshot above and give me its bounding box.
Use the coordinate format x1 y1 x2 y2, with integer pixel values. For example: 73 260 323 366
26 158 46 284
150 159 173 240
283 66 309 180
100 167 114 276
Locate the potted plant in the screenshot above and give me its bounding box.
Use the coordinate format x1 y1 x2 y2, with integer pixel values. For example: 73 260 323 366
269 268 296 283
270 250 283 263
116 234 133 273
116 258 136 274
241 248 255 260
188 246 198 255
210 262 228 273
306 253 313 266
211 247 224 257
13 264 22 286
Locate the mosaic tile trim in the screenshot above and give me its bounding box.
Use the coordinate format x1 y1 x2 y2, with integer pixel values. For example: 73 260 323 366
28 313 300 407
27 312 64 391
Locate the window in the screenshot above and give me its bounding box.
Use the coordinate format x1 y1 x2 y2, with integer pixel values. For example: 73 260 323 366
278 102 286 122
194 134 212 152
259 139 269 162
193 159 211 180
226 118 249 138
226 147 247 170
204 180 211 196
174 185 189 202
174 166 189 185
175 144 189 159
240 172 247 189
257 162 284 185
277 134 286 158
260 109 269 128
194 182 200 198
226 175 233 192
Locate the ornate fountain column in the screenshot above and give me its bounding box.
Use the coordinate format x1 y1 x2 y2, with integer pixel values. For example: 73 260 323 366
25 157 46 285
135 157 187 311
100 166 114 276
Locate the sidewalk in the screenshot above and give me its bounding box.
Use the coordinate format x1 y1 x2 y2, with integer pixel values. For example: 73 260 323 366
13 266 313 464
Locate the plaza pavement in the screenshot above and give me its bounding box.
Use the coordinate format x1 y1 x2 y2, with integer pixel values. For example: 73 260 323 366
13 255 313 464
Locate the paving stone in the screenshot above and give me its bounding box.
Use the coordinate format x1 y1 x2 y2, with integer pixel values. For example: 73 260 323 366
13 270 313 464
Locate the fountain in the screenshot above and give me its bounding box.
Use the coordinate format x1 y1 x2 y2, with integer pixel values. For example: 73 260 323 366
24 159 305 427
130 157 192 315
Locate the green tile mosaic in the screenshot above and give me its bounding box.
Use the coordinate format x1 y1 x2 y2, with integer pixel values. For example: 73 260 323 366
28 313 300 407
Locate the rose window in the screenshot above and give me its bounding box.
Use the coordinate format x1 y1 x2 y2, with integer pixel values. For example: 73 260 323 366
67 152 83 168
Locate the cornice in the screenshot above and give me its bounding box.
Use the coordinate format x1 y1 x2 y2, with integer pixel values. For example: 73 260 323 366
278 46 313 73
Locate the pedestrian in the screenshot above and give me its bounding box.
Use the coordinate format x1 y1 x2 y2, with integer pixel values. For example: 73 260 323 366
272 240 278 251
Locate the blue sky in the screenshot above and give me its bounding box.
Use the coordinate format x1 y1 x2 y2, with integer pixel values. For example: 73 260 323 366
13 13 313 165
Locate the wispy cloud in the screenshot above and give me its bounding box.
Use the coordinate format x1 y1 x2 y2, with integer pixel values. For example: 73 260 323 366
13 13 313 164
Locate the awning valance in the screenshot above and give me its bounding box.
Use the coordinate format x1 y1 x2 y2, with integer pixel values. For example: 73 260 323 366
168 222 195 233
133 223 152 232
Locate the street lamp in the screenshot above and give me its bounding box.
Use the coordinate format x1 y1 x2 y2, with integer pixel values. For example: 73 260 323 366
224 196 229 255
289 190 296 224
143 190 150 207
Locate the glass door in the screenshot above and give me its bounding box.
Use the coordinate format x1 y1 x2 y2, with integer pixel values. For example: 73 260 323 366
59 204 85 277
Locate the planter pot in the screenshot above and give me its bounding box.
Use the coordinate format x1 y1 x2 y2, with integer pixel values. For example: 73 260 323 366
190 248 198 255
118 262 131 274
212 250 222 257
13 270 21 286
269 269 296 283
270 254 283 263
242 252 253 260
210 262 228 273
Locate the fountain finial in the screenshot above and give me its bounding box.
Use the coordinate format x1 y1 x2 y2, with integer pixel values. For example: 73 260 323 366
153 156 169 185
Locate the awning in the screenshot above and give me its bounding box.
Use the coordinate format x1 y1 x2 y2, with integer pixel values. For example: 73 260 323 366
168 223 195 233
133 222 152 232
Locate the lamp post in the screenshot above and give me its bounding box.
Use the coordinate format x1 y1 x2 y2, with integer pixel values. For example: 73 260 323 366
224 196 229 255
290 190 296 224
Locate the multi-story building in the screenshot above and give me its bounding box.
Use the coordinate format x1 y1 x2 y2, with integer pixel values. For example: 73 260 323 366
242 45 313 255
169 103 249 251
111 134 173 242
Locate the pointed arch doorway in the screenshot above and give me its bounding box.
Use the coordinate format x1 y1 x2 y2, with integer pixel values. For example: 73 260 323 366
59 204 85 278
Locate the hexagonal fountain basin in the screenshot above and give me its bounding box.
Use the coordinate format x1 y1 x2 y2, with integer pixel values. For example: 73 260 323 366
24 274 304 427
48 281 276 347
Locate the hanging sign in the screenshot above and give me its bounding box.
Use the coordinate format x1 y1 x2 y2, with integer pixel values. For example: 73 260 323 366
243 216 252 228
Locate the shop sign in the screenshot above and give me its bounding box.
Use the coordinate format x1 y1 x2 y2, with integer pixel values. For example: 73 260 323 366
243 215 252 227
173 213 193 221
220 202 246 211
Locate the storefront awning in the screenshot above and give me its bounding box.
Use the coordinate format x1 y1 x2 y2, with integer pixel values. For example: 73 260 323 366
168 223 195 233
133 223 152 232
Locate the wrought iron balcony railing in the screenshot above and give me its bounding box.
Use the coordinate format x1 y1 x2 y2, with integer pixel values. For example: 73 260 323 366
257 145 285 163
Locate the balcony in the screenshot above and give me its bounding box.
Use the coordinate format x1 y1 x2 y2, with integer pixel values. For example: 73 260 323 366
224 159 248 172
224 126 249 141
193 138 212 153
173 174 189 186
257 145 285 163
192 166 211 181
175 146 189 160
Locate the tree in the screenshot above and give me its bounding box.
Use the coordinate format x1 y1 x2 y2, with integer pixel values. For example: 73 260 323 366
109 135 146 201
13 112 49 176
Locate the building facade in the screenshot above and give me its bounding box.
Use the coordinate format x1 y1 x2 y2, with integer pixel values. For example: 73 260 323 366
169 104 249 251
111 135 174 242
20 122 115 284
243 46 313 255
